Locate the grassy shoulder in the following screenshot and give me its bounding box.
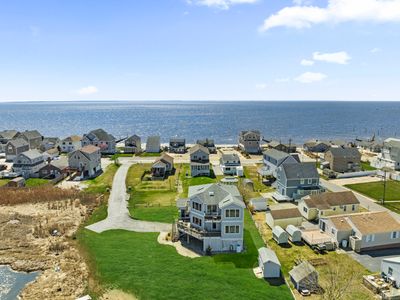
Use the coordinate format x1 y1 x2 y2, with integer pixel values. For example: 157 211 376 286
361 161 377 171
25 178 50 187
345 180 400 201
85 163 120 194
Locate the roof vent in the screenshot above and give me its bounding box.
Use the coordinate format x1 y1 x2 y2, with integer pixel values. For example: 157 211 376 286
209 191 214 196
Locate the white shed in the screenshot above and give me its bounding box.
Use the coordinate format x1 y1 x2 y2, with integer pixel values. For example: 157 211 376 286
272 226 289 245
286 225 302 243
258 247 281 278
249 197 268 212
381 257 400 288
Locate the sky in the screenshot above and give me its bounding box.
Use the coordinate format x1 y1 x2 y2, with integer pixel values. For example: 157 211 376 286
0 0 400 101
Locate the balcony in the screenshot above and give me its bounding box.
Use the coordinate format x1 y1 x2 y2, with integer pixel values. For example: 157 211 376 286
177 221 221 239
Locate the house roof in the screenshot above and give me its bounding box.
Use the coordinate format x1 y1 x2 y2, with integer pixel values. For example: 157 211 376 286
249 197 268 210
263 148 290 161
170 137 185 144
196 138 215 146
304 139 329 147
188 183 243 207
46 148 59 155
50 157 68 169
384 138 400 149
326 147 361 158
19 149 43 160
269 207 302 220
160 153 174 165
326 215 353 231
63 135 82 142
81 145 100 154
240 130 261 139
348 211 400 235
190 144 209 155
176 198 188 208
8 138 29 148
382 257 400 265
289 261 317 283
303 191 359 210
220 153 240 163
84 129 115 142
0 130 19 140
281 162 318 179
21 130 42 140
258 247 281 266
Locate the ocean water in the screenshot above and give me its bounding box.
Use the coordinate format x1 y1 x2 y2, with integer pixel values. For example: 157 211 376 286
0 265 39 300
0 101 398 144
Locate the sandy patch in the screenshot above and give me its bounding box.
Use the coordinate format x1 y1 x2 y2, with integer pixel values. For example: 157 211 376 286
100 289 138 300
157 232 200 258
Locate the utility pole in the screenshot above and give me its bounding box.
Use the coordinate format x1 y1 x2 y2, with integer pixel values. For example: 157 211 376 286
288 138 292 154
381 167 390 205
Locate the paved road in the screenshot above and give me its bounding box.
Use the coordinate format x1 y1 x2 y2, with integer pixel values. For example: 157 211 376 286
86 159 171 233
320 178 400 221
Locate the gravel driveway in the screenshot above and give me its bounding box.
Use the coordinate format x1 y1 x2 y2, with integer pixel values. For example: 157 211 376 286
86 159 171 233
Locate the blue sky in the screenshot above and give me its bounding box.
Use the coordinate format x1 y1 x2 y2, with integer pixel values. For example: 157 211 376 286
0 0 399 101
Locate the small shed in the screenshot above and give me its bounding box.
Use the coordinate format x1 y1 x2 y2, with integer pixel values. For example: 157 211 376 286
6 177 25 188
236 166 244 177
272 226 289 245
381 257 400 288
289 261 318 291
258 247 281 278
249 197 268 212
242 179 254 191
286 225 302 243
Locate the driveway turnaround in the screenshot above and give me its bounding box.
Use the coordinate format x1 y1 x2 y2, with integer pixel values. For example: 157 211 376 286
86 159 171 233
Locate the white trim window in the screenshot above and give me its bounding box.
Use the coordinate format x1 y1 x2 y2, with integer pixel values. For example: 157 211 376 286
225 225 240 234
225 209 240 218
365 234 375 243
391 231 399 239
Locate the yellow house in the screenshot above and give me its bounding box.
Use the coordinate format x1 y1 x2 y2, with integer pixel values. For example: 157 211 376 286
298 191 360 221
266 206 303 229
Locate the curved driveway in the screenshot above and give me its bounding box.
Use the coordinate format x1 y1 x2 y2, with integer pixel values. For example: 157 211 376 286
86 158 171 233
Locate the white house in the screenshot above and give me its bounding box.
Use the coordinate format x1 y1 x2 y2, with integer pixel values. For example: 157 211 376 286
220 153 241 176
177 183 245 253
190 144 210 177
61 135 82 153
372 138 400 170
381 257 400 288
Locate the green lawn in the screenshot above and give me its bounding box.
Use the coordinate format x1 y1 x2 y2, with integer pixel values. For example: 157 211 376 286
345 180 400 201
78 207 291 300
0 179 10 187
243 165 271 193
85 163 120 194
179 164 218 197
25 178 50 187
361 161 377 171
126 164 180 223
138 152 162 157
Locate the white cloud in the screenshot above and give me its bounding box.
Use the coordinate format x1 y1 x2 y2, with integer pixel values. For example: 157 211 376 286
295 72 327 83
260 0 400 31
370 47 381 53
187 0 258 9
77 86 98 95
312 51 351 64
300 59 315 66
255 83 267 90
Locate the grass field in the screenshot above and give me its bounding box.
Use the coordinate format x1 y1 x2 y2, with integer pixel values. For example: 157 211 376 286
0 179 10 187
25 178 50 187
243 165 272 193
345 180 400 201
138 152 163 157
361 161 377 171
78 207 292 300
126 164 180 223
179 164 219 197
85 163 120 194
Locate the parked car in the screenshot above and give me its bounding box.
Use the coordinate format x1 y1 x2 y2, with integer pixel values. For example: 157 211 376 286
300 289 311 296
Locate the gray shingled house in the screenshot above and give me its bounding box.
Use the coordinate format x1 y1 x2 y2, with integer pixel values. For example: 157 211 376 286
5 138 30 162
124 135 141 154
273 162 323 201
68 145 102 179
146 136 161 153
238 130 261 154
190 144 210 177
12 149 46 178
169 138 186 153
20 130 43 149
324 147 361 173
82 129 116 154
